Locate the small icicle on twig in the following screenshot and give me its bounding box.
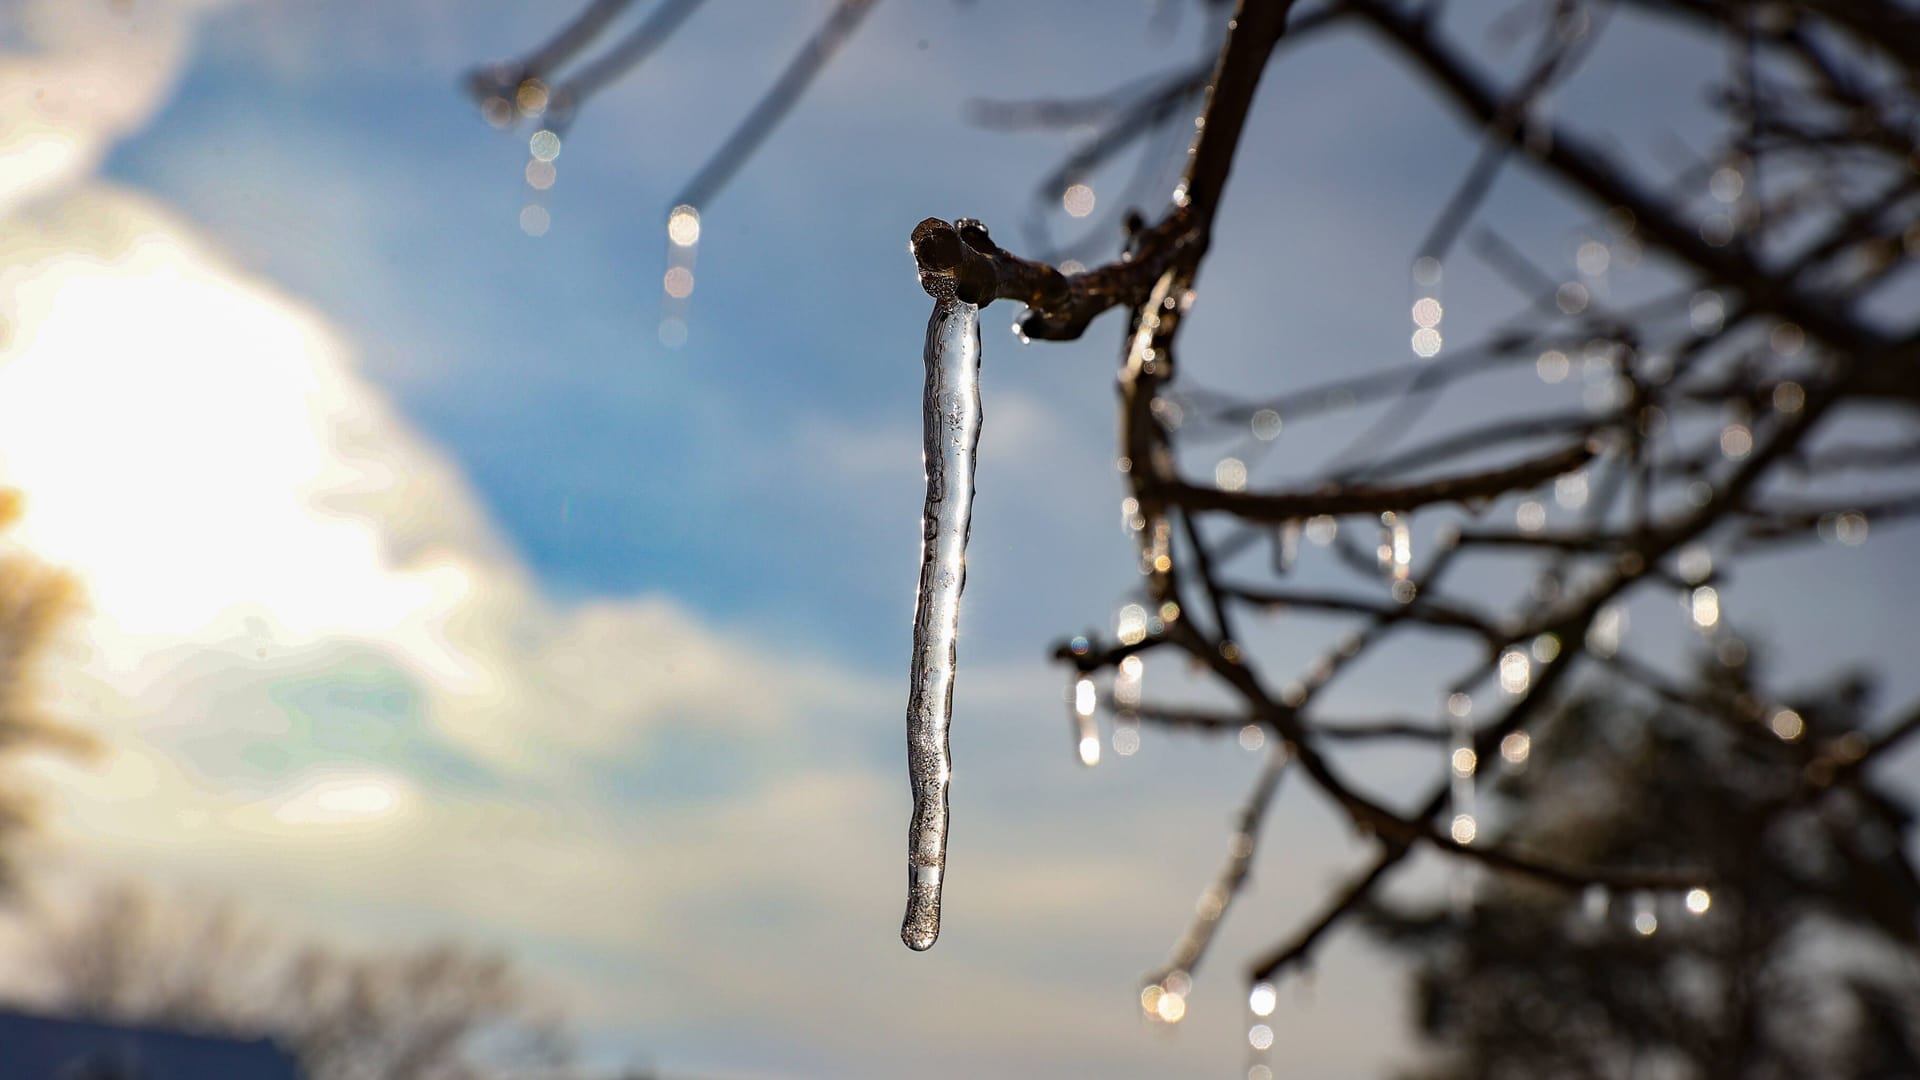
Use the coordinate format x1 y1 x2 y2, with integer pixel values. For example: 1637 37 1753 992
902 275 983 952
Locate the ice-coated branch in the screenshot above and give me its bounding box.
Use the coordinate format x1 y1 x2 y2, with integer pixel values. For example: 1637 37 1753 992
1248 848 1402 983
1222 585 1506 643
901 279 983 952
1346 0 1900 360
1146 744 1290 989
906 0 1296 342
1814 703 1920 789
1166 440 1595 522
670 0 878 213
909 214 1203 341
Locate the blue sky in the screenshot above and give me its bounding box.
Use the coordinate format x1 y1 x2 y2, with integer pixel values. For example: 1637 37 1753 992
2 2 1917 1077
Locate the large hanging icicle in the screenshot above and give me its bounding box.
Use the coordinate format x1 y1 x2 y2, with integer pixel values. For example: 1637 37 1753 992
902 280 983 952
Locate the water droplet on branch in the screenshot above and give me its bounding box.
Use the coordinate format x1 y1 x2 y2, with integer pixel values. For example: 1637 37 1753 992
1500 732 1531 766
667 204 702 247
515 78 550 115
1690 586 1720 630
1249 982 1277 1017
1251 408 1283 441
1062 183 1096 218
1500 649 1532 694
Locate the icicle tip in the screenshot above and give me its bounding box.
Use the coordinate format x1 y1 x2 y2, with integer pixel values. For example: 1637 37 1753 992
903 862 944 950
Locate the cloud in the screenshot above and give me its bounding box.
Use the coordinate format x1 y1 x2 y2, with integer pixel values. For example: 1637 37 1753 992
0 179 886 762
0 0 235 217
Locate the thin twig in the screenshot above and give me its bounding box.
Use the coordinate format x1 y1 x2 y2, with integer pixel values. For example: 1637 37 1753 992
1146 745 1291 986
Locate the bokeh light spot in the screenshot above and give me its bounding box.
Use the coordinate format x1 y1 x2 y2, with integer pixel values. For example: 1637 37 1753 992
1251 408 1282 441
1500 731 1531 764
1249 982 1277 1017
1215 457 1248 492
1556 282 1589 314
1411 297 1443 328
1451 814 1477 845
668 204 702 246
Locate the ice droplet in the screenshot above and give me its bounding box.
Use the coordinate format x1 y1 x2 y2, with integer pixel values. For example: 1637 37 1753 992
667 204 701 247
903 286 982 952
1632 891 1659 936
1249 982 1277 1017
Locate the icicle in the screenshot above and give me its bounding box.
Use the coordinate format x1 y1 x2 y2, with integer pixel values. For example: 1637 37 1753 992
1587 603 1626 657
1631 891 1659 936
1447 692 1477 915
1142 516 1173 577
902 282 983 952
1113 655 1143 757
1273 519 1301 575
1114 655 1144 707
1072 676 1100 767
1379 511 1414 603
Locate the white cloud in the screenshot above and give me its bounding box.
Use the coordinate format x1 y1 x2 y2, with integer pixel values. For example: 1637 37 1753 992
0 0 232 217
0 182 886 768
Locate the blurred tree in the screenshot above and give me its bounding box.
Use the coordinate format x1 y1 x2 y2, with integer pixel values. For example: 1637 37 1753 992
470 0 1920 1071
34 880 588 1080
1366 656 1920 1079
0 488 93 889
0 499 600 1077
